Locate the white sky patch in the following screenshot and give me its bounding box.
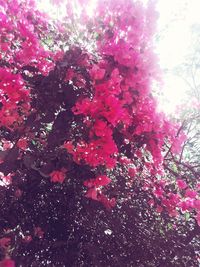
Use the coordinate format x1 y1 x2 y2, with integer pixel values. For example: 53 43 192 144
158 73 188 114
156 0 200 114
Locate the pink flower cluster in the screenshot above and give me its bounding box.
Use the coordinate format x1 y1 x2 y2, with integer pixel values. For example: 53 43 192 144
50 169 67 184
0 68 30 129
84 175 116 210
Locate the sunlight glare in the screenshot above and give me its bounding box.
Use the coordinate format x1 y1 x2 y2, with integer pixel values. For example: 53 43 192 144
37 0 200 115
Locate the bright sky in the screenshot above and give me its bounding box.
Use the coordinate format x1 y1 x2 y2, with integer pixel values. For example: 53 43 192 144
156 0 200 113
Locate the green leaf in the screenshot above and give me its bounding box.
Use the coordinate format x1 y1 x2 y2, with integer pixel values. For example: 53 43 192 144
185 212 190 221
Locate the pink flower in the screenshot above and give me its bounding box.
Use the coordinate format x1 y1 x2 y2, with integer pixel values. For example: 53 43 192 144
0 237 10 249
196 183 200 190
0 259 15 267
128 168 136 177
84 175 115 209
23 235 32 243
185 189 197 199
84 175 111 188
156 205 163 213
85 188 98 200
17 138 28 150
195 213 200 226
168 193 180 206
148 199 154 207
0 173 13 185
34 227 44 239
93 120 111 137
119 157 131 165
97 194 116 210
179 199 194 211
153 187 163 198
2 140 13 150
194 200 200 210
63 141 74 153
50 170 66 184
168 209 178 217
90 65 105 80
177 179 187 190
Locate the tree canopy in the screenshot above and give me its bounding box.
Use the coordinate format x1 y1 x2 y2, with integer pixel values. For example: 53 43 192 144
0 0 200 266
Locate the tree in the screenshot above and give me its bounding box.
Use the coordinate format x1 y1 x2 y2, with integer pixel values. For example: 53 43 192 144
0 0 200 266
